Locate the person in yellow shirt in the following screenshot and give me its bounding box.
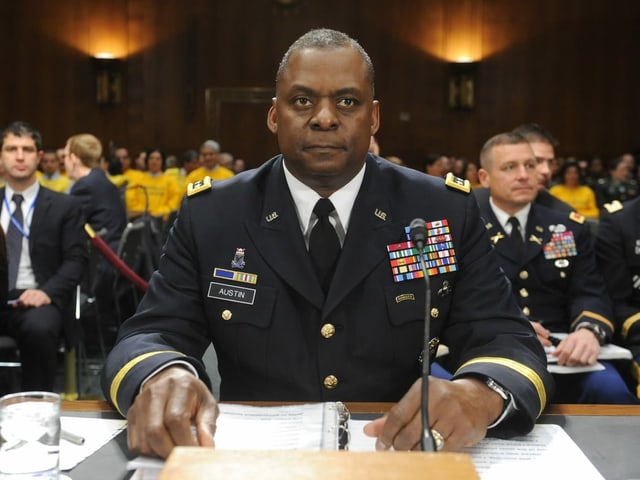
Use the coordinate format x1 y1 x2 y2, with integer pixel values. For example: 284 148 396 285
549 160 600 218
126 148 181 220
184 139 234 189
164 149 200 192
39 148 72 193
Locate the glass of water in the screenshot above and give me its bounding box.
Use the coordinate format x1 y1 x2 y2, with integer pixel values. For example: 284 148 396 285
0 391 61 479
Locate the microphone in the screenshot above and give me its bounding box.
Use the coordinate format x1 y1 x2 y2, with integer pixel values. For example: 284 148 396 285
409 218 435 452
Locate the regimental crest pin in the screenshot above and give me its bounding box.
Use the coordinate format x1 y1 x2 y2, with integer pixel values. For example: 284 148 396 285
231 248 246 269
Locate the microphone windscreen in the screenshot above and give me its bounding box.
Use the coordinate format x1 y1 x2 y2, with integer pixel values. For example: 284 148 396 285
410 218 427 246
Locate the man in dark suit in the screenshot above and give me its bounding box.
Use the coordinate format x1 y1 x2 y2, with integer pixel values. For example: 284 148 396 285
0 229 6 307
0 121 87 391
64 133 127 253
596 197 640 397
64 132 128 338
102 28 553 458
476 131 637 404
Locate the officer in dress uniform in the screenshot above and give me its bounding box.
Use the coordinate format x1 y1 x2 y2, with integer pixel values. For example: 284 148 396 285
102 29 553 459
594 155 639 208
477 131 638 404
597 197 640 397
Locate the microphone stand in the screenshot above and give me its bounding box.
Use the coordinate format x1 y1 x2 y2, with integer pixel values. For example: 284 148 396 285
411 220 436 452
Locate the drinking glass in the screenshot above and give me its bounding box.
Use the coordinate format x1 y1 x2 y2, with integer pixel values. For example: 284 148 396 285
0 391 61 479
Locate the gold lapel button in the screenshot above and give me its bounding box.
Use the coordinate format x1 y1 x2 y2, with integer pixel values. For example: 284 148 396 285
221 309 233 321
320 323 336 338
323 375 338 389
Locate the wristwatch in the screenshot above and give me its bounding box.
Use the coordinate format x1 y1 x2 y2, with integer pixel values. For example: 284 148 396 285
484 377 517 428
575 322 607 345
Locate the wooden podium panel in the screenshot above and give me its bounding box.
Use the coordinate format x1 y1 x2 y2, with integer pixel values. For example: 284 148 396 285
158 448 479 479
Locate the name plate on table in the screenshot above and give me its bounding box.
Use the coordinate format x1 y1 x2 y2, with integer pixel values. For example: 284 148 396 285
158 448 479 480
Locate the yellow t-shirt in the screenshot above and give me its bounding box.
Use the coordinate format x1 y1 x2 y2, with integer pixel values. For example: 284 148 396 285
39 173 72 193
549 184 600 218
126 172 182 220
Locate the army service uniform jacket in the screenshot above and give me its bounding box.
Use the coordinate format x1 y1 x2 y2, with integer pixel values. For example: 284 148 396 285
103 155 553 437
597 198 640 357
477 198 614 338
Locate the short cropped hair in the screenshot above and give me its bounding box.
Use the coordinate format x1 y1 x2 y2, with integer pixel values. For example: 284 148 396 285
200 139 220 152
479 132 529 170
276 28 375 95
512 123 559 148
1 121 43 151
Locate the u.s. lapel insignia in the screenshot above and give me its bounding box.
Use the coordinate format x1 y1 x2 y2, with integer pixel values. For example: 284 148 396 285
529 234 543 245
490 232 505 245
265 211 278 222
535 225 544 233
374 208 387 221
635 240 640 255
231 248 246 269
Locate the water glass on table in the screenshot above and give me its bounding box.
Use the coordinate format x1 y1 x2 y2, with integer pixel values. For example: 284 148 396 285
0 391 61 479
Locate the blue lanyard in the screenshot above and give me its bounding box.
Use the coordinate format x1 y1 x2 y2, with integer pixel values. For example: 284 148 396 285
3 194 37 239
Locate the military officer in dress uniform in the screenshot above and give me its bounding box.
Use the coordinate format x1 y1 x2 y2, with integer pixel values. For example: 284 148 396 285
594 155 639 208
477 131 638 404
596 197 640 397
102 29 554 459
474 123 573 214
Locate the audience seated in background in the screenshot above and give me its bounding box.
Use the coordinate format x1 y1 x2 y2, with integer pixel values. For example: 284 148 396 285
0 121 87 391
549 160 600 219
39 147 72 193
476 131 638 404
165 149 200 191
126 148 181 221
184 139 234 189
423 153 449 178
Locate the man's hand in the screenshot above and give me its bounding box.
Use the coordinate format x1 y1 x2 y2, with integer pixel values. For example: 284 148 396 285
127 366 219 458
17 289 51 308
530 321 553 347
551 329 600 366
363 377 504 451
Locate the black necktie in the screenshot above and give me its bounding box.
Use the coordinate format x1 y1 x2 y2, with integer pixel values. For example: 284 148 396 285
507 216 524 254
309 198 341 293
7 193 25 290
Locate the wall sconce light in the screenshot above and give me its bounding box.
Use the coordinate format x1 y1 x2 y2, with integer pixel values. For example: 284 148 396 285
448 61 478 110
92 55 124 106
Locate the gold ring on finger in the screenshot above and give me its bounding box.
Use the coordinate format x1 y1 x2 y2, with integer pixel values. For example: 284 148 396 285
431 429 445 451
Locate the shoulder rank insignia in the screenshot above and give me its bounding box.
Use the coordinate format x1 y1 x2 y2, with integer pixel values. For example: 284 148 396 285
187 176 213 197
569 211 585 224
603 200 624 214
444 172 471 194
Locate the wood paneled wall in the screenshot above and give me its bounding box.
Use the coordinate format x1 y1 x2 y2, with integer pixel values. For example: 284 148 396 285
1 0 638 169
